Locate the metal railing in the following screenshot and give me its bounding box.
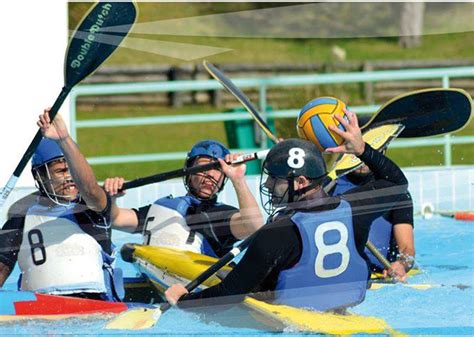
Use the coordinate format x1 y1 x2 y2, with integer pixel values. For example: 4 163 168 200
70 66 474 167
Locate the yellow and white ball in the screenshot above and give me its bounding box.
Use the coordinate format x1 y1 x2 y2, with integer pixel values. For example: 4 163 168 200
296 97 348 151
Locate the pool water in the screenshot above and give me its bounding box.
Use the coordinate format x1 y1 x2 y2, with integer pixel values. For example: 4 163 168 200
1 215 473 336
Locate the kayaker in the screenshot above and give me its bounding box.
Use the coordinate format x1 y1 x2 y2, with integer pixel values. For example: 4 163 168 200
329 117 415 282
0 109 124 301
104 140 264 258
164 110 409 311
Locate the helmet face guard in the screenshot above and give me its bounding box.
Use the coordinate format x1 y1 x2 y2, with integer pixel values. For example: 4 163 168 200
33 158 80 207
259 139 328 215
183 140 230 201
185 157 226 200
260 168 292 216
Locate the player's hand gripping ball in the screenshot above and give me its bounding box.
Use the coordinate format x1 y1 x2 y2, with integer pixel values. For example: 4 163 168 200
296 97 349 151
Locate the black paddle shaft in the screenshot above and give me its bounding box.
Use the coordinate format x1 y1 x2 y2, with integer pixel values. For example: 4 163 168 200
12 87 70 177
0 2 136 208
122 160 221 190
159 232 255 314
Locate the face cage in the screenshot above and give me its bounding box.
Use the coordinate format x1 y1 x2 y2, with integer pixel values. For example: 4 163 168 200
33 159 80 207
259 168 293 216
184 159 227 200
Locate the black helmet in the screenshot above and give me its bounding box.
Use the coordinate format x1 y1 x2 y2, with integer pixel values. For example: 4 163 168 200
260 139 327 214
263 139 327 179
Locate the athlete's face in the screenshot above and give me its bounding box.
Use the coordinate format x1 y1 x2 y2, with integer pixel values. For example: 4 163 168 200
264 175 290 206
38 159 79 201
188 157 224 199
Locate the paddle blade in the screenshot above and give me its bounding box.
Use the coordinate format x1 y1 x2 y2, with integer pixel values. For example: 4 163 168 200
203 61 279 143
365 88 473 137
65 2 137 88
327 124 404 181
105 307 162 330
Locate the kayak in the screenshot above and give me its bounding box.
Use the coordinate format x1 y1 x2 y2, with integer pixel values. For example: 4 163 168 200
123 244 397 335
0 290 151 322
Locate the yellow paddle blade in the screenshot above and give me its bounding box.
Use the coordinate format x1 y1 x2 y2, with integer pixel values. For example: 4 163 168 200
369 283 437 291
104 307 161 330
244 297 397 335
327 123 405 181
371 268 421 280
363 124 405 151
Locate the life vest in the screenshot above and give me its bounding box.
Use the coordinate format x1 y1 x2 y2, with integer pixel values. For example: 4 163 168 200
332 176 393 270
18 202 109 296
273 200 368 311
142 196 216 257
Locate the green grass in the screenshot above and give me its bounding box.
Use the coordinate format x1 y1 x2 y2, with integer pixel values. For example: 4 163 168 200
78 104 473 181
69 3 474 66
69 3 474 180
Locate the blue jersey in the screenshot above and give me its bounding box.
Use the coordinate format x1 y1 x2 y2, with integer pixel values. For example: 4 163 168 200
332 175 393 270
273 200 368 311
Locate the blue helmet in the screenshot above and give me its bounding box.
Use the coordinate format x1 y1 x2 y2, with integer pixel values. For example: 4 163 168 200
184 140 230 200
185 140 230 167
31 138 78 206
32 138 64 169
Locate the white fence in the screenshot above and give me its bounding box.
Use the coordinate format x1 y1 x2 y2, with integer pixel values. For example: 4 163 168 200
2 166 472 224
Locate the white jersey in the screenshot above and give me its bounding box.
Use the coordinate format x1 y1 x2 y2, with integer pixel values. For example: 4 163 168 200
143 202 206 254
17 203 106 295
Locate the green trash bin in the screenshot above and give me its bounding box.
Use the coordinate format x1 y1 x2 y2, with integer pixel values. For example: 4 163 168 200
224 107 276 175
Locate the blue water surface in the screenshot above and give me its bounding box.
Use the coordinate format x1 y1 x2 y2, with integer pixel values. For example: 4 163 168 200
1 216 473 336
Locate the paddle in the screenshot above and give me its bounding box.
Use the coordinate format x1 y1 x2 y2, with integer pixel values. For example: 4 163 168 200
363 87 472 137
105 230 402 330
203 60 406 267
204 61 472 137
0 2 137 209
118 125 400 191
121 149 269 191
203 60 406 180
105 232 256 330
104 67 407 331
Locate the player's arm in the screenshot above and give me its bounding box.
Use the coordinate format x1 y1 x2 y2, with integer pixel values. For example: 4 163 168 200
219 154 264 239
387 192 415 278
165 218 299 307
103 177 140 232
327 109 408 187
393 224 415 264
37 109 107 212
326 110 409 254
0 218 24 287
0 263 12 288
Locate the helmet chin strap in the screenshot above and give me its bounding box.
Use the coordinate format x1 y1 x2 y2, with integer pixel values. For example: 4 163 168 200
287 175 326 203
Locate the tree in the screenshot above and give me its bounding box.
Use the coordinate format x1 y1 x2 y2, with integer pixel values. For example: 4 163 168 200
399 2 426 48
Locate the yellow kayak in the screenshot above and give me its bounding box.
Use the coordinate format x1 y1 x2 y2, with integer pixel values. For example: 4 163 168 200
126 244 397 335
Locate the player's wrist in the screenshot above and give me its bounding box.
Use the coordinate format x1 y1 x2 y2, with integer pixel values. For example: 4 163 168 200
397 252 415 272
57 133 72 143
